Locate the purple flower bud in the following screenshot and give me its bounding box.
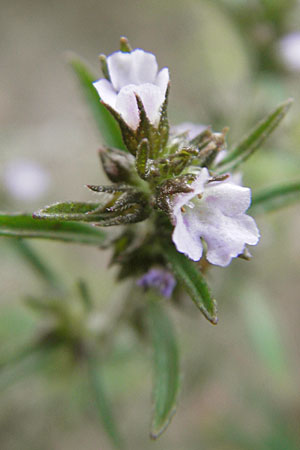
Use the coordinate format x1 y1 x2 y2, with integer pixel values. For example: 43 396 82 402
137 268 176 298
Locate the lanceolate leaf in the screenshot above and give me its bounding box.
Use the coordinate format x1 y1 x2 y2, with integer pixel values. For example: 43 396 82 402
0 213 107 246
216 98 293 173
249 181 300 214
148 298 180 439
69 57 125 150
33 201 104 221
164 245 218 325
87 357 124 449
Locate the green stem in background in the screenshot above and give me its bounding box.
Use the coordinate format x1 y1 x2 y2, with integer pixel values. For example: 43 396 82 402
86 356 124 450
249 181 300 214
10 239 64 292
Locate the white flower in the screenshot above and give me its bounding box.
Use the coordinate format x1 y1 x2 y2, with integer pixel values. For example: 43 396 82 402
3 159 50 201
93 49 169 130
279 32 300 71
172 168 259 267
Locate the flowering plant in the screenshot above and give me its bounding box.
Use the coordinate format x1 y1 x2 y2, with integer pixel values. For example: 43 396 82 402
1 37 299 446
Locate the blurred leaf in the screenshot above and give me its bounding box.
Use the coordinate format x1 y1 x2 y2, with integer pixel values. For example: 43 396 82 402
0 343 39 371
0 343 58 391
25 295 64 316
77 279 93 311
0 213 107 245
242 290 287 380
69 57 125 150
87 357 124 449
164 245 218 325
148 298 180 439
217 98 293 172
10 239 63 291
249 181 300 214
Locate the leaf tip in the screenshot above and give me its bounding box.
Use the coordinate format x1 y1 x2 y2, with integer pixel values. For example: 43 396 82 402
150 406 177 440
203 299 218 325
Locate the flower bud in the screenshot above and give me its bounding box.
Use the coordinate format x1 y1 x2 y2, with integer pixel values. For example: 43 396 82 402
99 147 136 183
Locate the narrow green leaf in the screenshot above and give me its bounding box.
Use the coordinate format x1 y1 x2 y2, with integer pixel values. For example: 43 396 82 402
33 201 104 221
163 245 218 324
0 213 107 246
148 298 180 439
87 357 124 449
69 57 125 149
249 181 300 214
217 98 293 172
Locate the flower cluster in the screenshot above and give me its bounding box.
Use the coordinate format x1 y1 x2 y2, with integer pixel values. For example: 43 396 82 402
90 37 259 281
35 37 260 301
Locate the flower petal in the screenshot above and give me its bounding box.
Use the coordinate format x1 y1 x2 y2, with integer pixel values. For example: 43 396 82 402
135 83 165 126
155 67 169 95
172 211 204 261
115 83 166 129
172 168 210 214
93 79 117 109
115 85 140 129
107 49 158 91
198 208 259 266
204 183 251 216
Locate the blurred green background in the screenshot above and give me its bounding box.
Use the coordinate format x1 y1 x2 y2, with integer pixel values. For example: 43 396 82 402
1 0 300 449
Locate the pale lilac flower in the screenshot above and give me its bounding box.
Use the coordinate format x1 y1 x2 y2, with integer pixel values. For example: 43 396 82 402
3 160 50 201
137 268 176 298
279 32 300 71
172 168 259 267
93 49 169 130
